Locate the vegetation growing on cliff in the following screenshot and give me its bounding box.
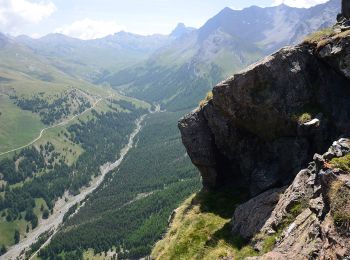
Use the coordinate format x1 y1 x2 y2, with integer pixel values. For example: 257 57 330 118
330 154 350 172
303 27 350 49
151 190 257 260
328 180 350 231
297 113 312 124
259 200 307 253
199 91 213 108
303 27 335 45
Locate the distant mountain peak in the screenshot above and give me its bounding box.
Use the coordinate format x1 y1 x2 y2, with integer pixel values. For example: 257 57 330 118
0 33 17 47
221 7 233 13
170 23 195 39
38 33 79 43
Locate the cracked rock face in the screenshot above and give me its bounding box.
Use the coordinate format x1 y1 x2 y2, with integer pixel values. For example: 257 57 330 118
179 32 350 196
245 138 350 259
231 187 286 239
318 33 350 79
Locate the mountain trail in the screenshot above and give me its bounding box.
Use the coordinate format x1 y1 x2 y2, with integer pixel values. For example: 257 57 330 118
0 91 109 157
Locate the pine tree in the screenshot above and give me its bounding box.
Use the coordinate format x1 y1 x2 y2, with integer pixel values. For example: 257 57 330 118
14 230 20 244
0 244 7 255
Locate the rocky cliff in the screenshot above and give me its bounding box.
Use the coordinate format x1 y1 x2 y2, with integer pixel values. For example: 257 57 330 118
233 138 350 259
341 0 350 19
179 26 350 196
177 21 350 259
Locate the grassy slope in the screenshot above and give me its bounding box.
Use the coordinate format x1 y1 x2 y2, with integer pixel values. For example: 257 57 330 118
152 191 257 260
0 199 48 247
0 37 150 155
0 95 44 153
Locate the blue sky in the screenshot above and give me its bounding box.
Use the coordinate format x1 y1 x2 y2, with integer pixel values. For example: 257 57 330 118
0 0 330 39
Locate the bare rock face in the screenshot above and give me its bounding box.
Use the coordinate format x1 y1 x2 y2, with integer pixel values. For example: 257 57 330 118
318 32 350 79
179 31 350 196
342 0 350 19
179 110 218 189
248 138 350 259
231 187 286 239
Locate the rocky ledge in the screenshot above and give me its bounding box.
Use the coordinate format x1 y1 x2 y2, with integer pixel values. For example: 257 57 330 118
179 28 350 196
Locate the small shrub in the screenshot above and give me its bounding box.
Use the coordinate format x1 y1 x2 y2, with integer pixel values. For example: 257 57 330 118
199 91 213 108
289 200 307 218
262 234 277 253
330 154 350 172
290 203 302 216
328 180 350 231
42 209 49 219
298 113 312 124
205 91 213 101
0 245 6 256
199 100 207 108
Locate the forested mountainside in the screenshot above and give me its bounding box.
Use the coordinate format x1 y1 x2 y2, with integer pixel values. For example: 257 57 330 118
38 111 201 259
154 12 350 260
102 0 340 111
0 30 151 259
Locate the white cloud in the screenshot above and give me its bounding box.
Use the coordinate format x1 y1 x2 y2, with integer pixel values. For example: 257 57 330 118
55 19 126 40
272 0 330 8
0 0 56 33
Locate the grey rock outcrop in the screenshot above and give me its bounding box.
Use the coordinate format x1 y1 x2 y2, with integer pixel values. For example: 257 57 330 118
317 32 350 78
231 187 286 239
247 138 350 259
179 29 350 196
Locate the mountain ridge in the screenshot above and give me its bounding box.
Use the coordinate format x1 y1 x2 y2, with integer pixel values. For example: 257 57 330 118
102 0 340 111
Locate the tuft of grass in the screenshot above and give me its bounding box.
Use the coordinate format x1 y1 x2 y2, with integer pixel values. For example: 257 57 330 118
289 201 305 217
303 27 350 49
298 113 312 124
328 180 350 231
284 200 307 223
259 200 307 254
199 91 213 108
330 154 350 172
303 28 335 45
262 234 278 253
